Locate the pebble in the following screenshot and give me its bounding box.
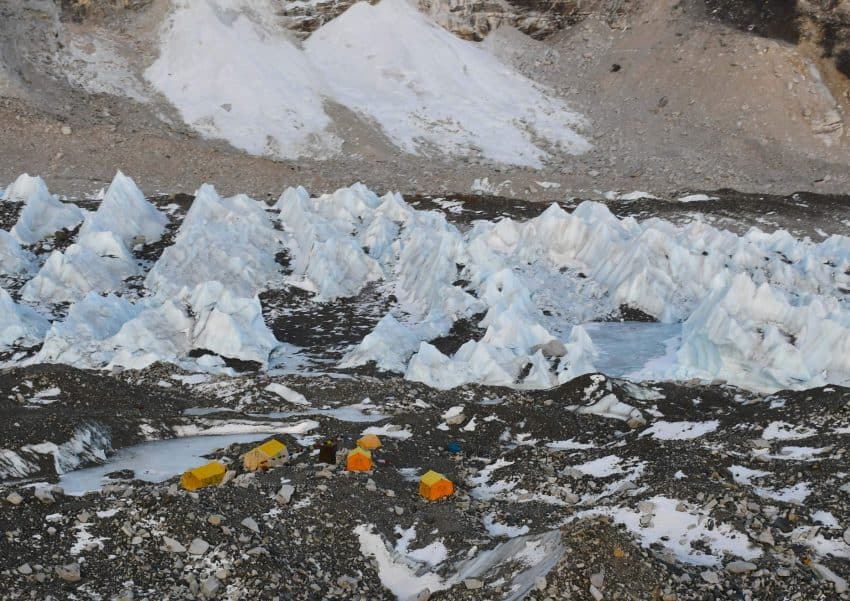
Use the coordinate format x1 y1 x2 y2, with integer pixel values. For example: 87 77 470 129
241 517 260 533
200 576 221 597
590 572 604 588
208 514 224 526
188 538 210 555
844 527 850 545
163 536 186 553
464 578 483 590
55 562 81 582
115 590 134 601
700 570 719 585
61 125 72 135
637 501 655 514
589 584 603 601
393 506 404 515
365 479 377 492
726 561 757 574
18 563 32 575
5 492 23 505
756 530 774 546
276 484 295 504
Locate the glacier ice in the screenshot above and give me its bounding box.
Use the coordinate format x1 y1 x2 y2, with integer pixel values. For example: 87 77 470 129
146 184 283 297
5 174 84 245
78 171 167 248
0 287 49 349
2 179 850 393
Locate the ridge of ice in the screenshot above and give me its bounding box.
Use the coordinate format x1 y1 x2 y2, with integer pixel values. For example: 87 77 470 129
78 171 167 247
5 174 84 245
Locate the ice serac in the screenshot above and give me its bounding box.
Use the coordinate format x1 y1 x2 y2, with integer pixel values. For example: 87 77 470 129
279 183 384 301
675 273 850 392
21 231 141 304
304 0 590 167
79 171 167 247
0 230 37 276
188 281 279 367
0 288 49 350
146 184 283 298
37 293 142 367
5 174 84 245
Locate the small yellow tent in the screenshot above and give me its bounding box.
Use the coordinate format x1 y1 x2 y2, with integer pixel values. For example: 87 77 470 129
356 433 382 450
346 447 373 472
181 461 226 491
243 439 287 472
419 470 453 501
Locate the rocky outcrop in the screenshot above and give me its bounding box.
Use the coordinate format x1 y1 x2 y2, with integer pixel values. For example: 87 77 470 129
278 0 378 38
704 0 850 81
416 0 583 40
58 0 153 22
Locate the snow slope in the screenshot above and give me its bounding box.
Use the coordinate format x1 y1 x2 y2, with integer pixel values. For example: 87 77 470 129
145 0 589 167
304 0 589 167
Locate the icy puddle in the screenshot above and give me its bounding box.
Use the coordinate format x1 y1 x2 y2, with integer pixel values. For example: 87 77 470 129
583 322 681 378
59 434 267 495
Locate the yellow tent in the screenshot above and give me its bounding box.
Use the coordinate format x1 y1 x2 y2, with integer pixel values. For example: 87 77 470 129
243 439 287 472
346 447 373 472
356 433 382 450
419 470 453 501
181 461 226 491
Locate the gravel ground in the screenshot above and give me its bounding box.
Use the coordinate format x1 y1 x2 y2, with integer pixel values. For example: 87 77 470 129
1 362 849 600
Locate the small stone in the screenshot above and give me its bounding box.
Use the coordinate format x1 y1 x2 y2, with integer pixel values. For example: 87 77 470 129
534 576 546 591
662 594 677 601
726 561 757 574
246 546 269 556
446 412 466 426
385 489 396 498
162 536 186 553
415 590 431 601
77 511 91 524
276 484 295 504
589 584 603 601
35 487 57 504
700 570 719 585
241 517 259 533
18 563 33 575
200 576 221 597
756 530 774 546
188 538 210 555
336 575 358 589
844 527 850 546
207 514 223 526
639 514 653 528
464 578 483 590
5 492 23 505
55 562 81 582
637 501 655 514
590 572 604 588
115 589 134 601
393 506 404 516
675 502 688 512
61 125 72 135
316 469 333 479
365 479 377 492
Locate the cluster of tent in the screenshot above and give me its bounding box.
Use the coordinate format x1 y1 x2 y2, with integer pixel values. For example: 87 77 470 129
180 435 454 501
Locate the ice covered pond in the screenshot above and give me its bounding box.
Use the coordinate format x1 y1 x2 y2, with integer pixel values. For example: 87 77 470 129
59 434 267 495
583 322 681 379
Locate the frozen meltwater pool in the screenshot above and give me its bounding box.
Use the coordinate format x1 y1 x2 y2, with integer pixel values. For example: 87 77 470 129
59 434 267 496
583 321 681 379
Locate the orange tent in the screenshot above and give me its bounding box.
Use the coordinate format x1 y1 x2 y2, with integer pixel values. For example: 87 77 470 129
181 461 226 491
356 433 382 450
419 470 453 501
346 447 373 472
